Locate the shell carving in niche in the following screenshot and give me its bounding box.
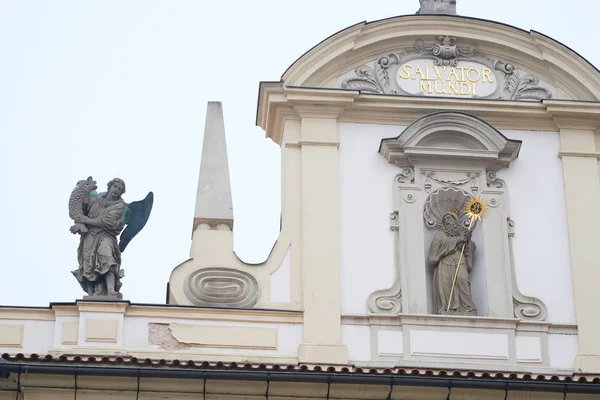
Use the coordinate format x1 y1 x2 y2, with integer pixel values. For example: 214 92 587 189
424 187 473 230
184 268 260 307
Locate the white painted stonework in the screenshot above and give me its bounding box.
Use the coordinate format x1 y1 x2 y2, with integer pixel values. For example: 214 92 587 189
270 246 292 303
516 336 543 363
338 122 575 324
341 324 371 362
496 130 575 324
0 320 54 355
410 330 509 360
548 334 579 370
336 120 578 372
339 122 404 316
377 330 404 356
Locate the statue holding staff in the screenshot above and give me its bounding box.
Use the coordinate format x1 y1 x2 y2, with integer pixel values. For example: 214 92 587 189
429 211 477 315
424 190 487 316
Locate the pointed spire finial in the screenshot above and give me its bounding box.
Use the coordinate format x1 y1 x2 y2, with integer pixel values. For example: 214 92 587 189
193 102 234 232
417 0 457 15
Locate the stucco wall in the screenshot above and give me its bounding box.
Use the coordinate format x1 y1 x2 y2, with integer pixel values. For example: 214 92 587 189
338 123 575 324
339 122 402 316
496 130 575 324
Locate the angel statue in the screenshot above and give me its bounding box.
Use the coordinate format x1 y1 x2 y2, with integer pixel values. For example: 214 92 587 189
68 177 153 299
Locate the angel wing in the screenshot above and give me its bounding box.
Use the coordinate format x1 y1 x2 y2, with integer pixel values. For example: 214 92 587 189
119 192 154 252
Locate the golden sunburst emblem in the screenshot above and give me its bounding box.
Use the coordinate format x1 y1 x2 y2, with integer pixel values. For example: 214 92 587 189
465 197 488 220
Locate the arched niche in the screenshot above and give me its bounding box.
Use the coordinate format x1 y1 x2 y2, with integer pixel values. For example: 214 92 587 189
379 111 521 170
368 111 546 321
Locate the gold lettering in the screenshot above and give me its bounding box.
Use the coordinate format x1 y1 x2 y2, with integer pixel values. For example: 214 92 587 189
472 82 477 96
447 68 460 81
435 81 446 94
413 66 425 80
482 68 494 83
399 64 412 80
425 66 434 80
433 66 447 81
459 82 472 95
467 68 481 83
448 81 459 95
457 67 468 81
420 80 433 94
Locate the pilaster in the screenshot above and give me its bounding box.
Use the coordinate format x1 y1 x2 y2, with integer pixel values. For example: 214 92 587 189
295 107 348 364
558 123 600 373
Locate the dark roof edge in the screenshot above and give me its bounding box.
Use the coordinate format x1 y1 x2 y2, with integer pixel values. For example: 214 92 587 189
1 359 599 394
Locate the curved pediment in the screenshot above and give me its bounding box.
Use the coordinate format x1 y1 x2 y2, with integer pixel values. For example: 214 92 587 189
282 15 600 101
379 111 521 169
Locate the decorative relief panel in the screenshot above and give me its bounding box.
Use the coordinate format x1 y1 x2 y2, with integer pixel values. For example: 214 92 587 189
341 36 553 100
422 171 480 194
184 267 260 307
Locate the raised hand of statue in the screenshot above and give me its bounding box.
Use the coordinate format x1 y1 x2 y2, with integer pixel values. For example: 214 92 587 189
457 231 472 248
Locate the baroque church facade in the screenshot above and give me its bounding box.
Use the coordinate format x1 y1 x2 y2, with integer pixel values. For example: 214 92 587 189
3 1 600 398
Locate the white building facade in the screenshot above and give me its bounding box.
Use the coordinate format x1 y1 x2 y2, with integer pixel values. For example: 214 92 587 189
2 2 600 399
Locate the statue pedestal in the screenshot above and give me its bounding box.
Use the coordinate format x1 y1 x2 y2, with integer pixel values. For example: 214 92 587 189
82 293 124 301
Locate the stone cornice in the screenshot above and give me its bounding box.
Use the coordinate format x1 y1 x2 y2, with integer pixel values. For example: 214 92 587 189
257 84 600 144
340 314 578 335
0 308 55 321
281 16 600 101
0 302 304 324
125 305 303 324
558 151 600 159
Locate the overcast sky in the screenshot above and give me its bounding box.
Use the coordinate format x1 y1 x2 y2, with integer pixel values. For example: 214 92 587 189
0 0 598 306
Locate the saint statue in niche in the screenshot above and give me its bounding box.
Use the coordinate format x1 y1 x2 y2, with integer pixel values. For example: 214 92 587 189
428 211 477 315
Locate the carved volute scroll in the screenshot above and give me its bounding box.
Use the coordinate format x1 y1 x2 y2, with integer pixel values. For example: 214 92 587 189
507 218 548 321
367 180 406 314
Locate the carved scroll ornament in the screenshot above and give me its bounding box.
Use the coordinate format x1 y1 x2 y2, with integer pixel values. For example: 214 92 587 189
341 36 552 101
424 187 474 230
507 218 548 321
184 267 260 307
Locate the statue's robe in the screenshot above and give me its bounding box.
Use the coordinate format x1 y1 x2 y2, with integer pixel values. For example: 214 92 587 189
429 231 477 315
72 193 126 294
